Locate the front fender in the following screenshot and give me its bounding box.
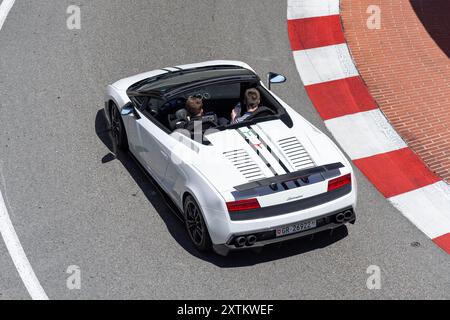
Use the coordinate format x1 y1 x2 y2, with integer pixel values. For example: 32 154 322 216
104 85 132 124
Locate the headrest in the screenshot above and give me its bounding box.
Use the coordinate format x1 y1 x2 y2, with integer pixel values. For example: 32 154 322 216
175 108 189 121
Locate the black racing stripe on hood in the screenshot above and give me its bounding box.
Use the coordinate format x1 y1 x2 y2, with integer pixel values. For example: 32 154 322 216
235 128 279 177
247 126 292 174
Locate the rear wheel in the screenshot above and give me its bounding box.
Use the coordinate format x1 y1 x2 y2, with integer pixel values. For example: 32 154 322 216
110 104 128 151
184 195 212 252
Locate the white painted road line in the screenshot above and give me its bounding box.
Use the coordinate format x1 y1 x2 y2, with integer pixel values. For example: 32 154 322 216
0 187 48 300
389 181 450 239
0 0 15 30
0 0 49 300
287 0 339 20
293 44 359 86
324 109 408 160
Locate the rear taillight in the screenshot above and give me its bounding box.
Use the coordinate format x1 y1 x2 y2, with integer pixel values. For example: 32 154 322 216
328 174 352 192
226 198 261 212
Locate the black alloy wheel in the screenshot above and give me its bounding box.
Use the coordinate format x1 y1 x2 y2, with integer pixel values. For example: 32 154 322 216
184 195 212 252
110 104 128 151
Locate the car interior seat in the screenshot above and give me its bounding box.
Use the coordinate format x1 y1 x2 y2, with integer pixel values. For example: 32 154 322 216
168 108 189 130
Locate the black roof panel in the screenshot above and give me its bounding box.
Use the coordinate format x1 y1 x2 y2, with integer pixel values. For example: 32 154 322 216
127 65 256 96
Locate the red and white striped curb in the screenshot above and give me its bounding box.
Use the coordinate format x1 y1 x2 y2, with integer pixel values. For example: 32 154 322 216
287 0 450 254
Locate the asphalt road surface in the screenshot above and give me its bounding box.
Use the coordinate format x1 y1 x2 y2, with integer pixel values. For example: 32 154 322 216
0 0 449 299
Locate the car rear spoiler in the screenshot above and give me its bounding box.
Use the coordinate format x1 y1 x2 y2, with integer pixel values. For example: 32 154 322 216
233 162 344 193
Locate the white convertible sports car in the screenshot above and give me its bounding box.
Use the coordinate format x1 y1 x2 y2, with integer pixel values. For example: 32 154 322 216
104 60 357 256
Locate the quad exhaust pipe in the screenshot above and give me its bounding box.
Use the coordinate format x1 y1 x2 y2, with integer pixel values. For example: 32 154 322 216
344 210 353 221
336 213 345 223
336 210 354 223
246 235 257 246
235 235 257 247
235 236 247 247
237 210 354 247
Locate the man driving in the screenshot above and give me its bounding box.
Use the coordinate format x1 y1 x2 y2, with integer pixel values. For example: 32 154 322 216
231 88 261 124
184 96 227 130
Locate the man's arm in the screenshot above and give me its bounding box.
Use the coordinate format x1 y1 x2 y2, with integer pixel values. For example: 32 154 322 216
231 103 242 124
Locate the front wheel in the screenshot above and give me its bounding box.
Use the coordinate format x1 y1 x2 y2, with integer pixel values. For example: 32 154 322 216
184 195 212 252
110 104 128 151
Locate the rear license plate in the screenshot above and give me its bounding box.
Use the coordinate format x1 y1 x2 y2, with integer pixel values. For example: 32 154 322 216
276 220 317 237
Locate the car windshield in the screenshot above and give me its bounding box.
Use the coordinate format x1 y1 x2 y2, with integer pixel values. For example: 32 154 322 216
141 83 289 133
129 73 293 138
132 67 256 95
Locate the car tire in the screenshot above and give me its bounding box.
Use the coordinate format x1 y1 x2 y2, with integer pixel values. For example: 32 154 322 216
184 195 212 252
110 104 129 151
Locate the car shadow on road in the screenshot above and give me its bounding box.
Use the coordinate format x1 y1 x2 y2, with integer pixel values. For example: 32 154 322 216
95 109 349 268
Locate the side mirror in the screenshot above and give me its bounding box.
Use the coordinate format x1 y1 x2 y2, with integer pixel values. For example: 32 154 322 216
121 105 135 116
121 104 140 119
267 72 287 90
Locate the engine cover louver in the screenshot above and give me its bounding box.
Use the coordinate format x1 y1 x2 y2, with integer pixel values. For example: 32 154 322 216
223 149 266 182
278 137 315 170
